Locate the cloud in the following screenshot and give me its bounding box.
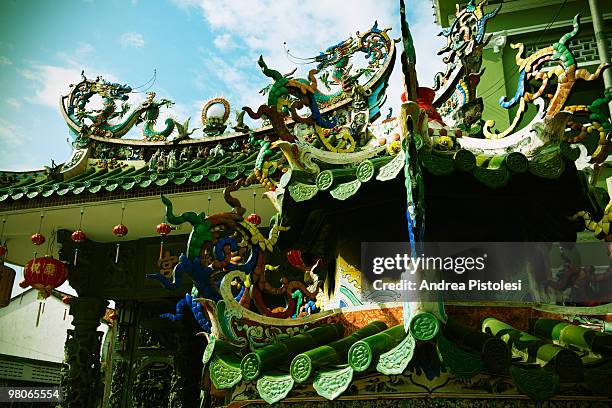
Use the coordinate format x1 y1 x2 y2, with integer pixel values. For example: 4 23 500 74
177 0 399 118
0 56 12 65
0 117 24 146
55 41 95 67
19 65 83 108
4 98 22 109
213 33 236 50
16 40 120 109
19 64 118 109
175 0 445 117
193 1 397 74
120 32 145 49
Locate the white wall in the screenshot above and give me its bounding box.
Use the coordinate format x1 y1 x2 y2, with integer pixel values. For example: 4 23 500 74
0 289 108 363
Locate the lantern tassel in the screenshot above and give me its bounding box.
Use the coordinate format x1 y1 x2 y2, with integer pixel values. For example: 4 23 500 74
73 248 79 266
115 243 120 263
36 302 42 327
63 308 67 321
159 238 165 260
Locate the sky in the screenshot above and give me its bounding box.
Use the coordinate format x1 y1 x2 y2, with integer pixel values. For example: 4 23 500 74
0 0 445 171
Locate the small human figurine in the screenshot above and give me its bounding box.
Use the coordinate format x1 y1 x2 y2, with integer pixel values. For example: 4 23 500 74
179 147 190 162
156 151 167 173
148 149 159 170
167 150 178 169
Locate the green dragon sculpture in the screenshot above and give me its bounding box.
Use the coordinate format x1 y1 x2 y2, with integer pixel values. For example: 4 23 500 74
60 73 192 143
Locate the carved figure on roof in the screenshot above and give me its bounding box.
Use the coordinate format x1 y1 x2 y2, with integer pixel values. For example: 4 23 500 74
179 147 190 162
432 0 500 129
202 97 230 136
171 117 198 144
147 181 318 329
196 145 207 158
148 149 160 170
141 92 175 142
232 109 249 133
60 72 185 142
244 22 393 146
485 14 611 140
44 159 63 181
210 143 225 158
156 151 167 173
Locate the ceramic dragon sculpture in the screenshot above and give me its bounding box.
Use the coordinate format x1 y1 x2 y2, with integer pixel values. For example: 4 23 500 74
160 283 246 333
433 0 501 129
242 23 394 191
243 22 393 143
147 180 320 321
314 21 391 103
60 72 192 144
485 14 611 140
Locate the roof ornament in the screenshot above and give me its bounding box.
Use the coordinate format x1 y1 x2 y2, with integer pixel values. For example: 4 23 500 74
60 71 189 144
201 97 230 136
484 14 611 140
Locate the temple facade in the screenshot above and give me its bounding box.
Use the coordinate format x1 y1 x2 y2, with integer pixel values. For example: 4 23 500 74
0 1 611 407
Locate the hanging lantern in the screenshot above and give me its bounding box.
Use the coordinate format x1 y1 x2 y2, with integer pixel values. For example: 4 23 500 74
156 222 172 258
112 223 128 263
247 190 262 226
156 223 172 236
30 213 47 264
20 256 67 300
112 224 128 237
71 230 86 242
31 233 46 246
246 213 261 226
70 208 86 265
0 263 16 307
71 229 86 266
112 201 129 263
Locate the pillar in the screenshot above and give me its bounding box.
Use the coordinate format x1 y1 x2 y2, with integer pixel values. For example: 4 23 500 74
61 297 108 408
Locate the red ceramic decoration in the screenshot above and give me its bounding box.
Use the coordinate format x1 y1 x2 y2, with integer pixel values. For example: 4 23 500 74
416 87 446 126
112 224 128 237
246 213 262 226
31 233 46 246
61 295 72 305
21 256 68 299
286 249 305 269
71 230 86 243
156 223 172 236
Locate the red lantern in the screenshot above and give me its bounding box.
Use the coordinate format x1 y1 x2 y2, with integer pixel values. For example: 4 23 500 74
112 224 128 263
71 230 86 243
71 229 86 266
31 233 46 246
21 256 67 300
246 213 262 226
156 223 172 236
112 224 128 237
156 222 172 259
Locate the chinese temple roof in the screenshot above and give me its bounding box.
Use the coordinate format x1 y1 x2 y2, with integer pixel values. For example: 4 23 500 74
202 304 612 404
0 147 282 208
